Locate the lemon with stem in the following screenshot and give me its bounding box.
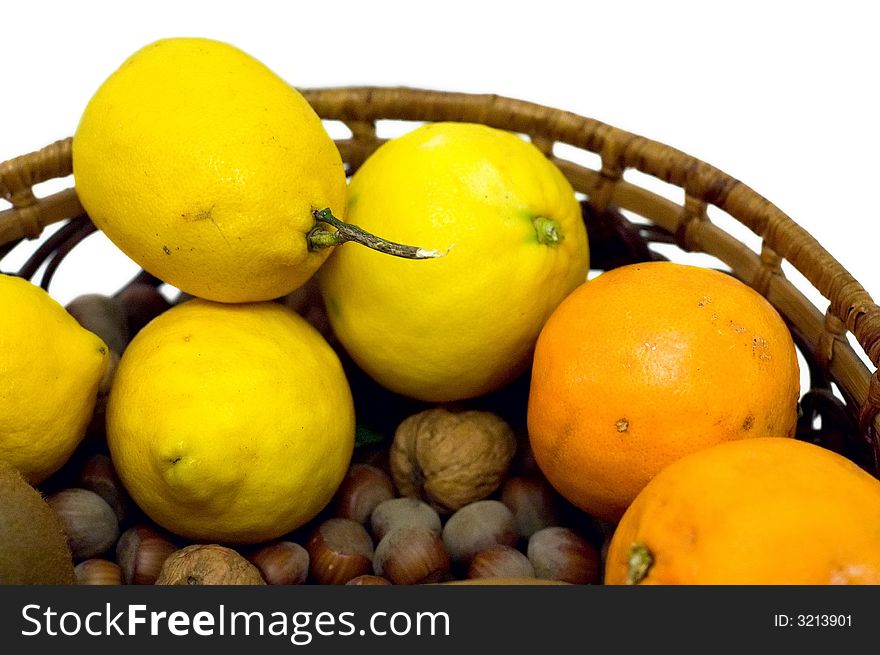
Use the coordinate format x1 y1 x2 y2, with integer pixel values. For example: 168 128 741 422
73 37 435 303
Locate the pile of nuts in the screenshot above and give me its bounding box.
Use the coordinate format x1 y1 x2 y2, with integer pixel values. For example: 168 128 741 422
54 404 604 585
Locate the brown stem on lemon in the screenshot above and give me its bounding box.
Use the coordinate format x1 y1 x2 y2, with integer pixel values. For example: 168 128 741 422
626 543 654 585
308 208 446 259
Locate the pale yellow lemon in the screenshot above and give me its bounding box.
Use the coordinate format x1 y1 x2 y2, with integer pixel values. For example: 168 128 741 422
73 37 346 303
106 299 355 543
0 274 108 484
318 122 589 402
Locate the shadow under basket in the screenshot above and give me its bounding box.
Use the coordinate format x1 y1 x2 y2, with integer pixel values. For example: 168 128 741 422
2 86 880 477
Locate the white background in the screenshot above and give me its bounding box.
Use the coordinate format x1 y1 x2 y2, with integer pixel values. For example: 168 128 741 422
2 0 878 370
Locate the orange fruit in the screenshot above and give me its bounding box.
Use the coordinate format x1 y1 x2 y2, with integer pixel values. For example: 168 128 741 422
604 437 880 584
526 261 800 523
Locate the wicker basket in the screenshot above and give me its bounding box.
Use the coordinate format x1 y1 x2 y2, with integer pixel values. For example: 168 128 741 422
2 86 879 477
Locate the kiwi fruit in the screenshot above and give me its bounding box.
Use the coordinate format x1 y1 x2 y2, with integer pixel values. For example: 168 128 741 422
0 465 76 584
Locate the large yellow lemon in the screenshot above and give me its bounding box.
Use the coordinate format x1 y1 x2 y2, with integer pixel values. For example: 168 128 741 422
72 37 346 303
0 274 108 484
106 299 355 543
318 122 589 402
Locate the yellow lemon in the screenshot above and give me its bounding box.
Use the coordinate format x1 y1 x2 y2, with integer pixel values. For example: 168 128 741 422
106 299 355 543
72 37 347 303
318 122 589 402
0 274 108 484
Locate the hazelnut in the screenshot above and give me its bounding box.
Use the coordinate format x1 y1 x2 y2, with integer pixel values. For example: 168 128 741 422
442 500 517 566
346 574 392 586
156 544 265 585
248 541 310 585
467 545 535 580
46 488 120 561
74 559 123 585
333 464 394 524
500 476 563 539
370 497 442 542
115 524 178 585
527 527 601 584
117 282 172 336
390 408 517 514
77 453 129 521
306 518 374 585
65 293 129 355
373 525 450 585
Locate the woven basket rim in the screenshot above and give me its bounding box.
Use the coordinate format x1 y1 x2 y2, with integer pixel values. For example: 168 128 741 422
1 84 879 462
299 89 880 350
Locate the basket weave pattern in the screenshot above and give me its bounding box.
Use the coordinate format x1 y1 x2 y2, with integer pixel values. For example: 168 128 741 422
1 86 879 473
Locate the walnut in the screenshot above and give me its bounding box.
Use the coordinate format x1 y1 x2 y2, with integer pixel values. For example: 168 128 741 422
390 408 517 514
155 544 266 585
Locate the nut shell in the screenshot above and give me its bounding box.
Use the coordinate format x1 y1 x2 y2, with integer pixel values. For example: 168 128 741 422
155 544 265 585
46 488 120 561
306 518 374 585
390 408 516 514
442 500 518 566
370 497 442 542
116 524 178 585
75 558 123 585
467 545 535 580
77 454 130 521
373 525 450 585
333 464 394 524
527 527 600 584
248 541 310 585
117 282 172 336
346 574 392 585
500 476 563 539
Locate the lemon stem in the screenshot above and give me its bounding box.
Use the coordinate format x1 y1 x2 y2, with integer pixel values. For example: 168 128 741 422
308 208 445 259
533 216 563 245
626 543 654 585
